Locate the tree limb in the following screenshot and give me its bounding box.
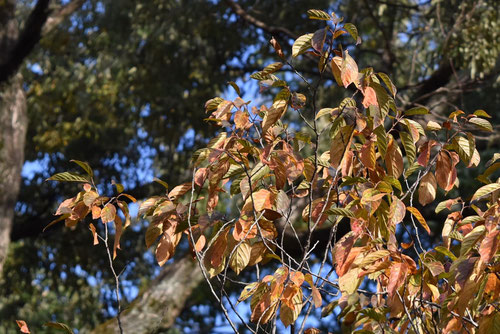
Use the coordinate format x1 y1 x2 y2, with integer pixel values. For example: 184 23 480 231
225 0 297 39
0 0 85 84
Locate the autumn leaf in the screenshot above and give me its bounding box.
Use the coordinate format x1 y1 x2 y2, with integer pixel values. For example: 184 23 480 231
387 262 407 298
100 203 116 223
418 172 437 206
16 320 30 333
407 206 430 234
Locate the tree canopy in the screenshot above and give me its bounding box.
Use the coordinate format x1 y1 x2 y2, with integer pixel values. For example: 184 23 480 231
1 0 499 333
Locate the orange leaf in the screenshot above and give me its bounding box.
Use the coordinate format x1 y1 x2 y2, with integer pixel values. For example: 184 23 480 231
436 151 458 191
479 229 500 263
407 206 430 234
16 320 30 333
89 223 99 245
252 189 275 212
387 262 407 298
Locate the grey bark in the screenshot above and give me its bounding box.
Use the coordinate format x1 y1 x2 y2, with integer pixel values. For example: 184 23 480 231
0 0 85 277
89 255 204 334
0 1 28 277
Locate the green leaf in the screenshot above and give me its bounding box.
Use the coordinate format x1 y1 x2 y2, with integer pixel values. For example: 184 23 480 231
238 282 259 303
404 106 429 116
400 131 416 165
434 246 457 261
377 72 396 97
359 250 390 268
315 107 337 120
327 208 355 218
404 161 421 178
292 33 313 57
383 175 402 192
343 23 360 44
307 9 331 20
44 322 74 333
227 81 241 96
47 172 90 183
321 300 338 317
153 178 169 191
471 183 500 201
468 117 493 132
111 180 124 194
145 223 162 248
473 109 491 118
373 125 387 157
262 62 283 74
486 153 500 168
460 225 485 257
70 160 93 177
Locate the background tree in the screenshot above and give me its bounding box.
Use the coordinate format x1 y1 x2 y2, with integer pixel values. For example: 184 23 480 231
2 0 500 333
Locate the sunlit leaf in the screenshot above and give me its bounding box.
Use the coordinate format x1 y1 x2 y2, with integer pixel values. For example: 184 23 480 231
307 9 331 20
47 172 90 183
292 33 313 57
468 117 493 132
101 203 116 223
471 183 500 201
230 242 251 275
70 160 93 177
407 207 430 234
418 172 437 206
344 23 360 44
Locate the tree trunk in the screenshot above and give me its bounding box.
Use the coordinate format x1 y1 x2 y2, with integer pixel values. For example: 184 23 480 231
0 1 28 277
89 255 204 334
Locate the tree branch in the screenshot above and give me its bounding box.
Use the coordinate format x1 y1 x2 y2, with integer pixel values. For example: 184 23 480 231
0 0 85 84
0 0 50 83
225 0 297 39
42 0 86 35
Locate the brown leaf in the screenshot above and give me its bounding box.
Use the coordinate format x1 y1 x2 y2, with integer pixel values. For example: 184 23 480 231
89 223 99 245
55 197 76 215
209 228 229 268
252 189 275 212
113 215 123 259
91 205 101 220
168 183 192 200
436 151 458 191
385 137 403 179
479 229 500 263
100 203 116 223
262 100 287 134
234 111 249 129
330 125 354 169
155 234 175 266
389 196 406 226
360 140 376 170
270 37 285 59
418 172 437 206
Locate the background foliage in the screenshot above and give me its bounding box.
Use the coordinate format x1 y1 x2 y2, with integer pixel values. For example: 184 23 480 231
1 0 499 333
